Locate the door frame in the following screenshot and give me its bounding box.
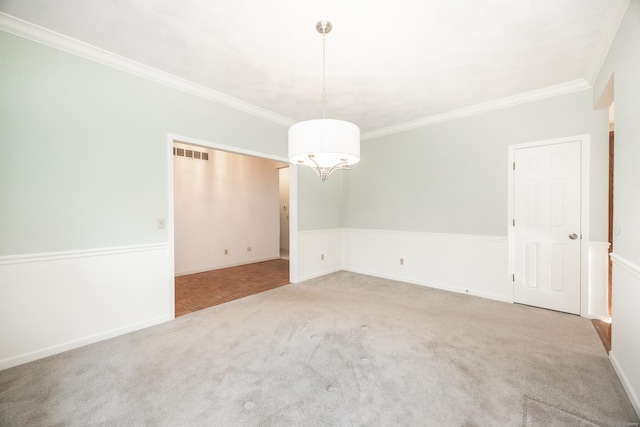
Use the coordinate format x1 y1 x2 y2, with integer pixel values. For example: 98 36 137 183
508 134 590 316
166 133 298 319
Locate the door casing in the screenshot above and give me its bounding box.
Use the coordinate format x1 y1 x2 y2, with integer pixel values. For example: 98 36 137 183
508 134 590 316
167 133 298 319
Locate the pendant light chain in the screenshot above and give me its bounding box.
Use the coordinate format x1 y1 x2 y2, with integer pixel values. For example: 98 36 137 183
287 20 360 183
322 31 326 120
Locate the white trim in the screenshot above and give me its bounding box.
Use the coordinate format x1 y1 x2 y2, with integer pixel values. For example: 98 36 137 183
166 138 176 319
169 134 288 163
296 268 343 283
344 267 513 304
0 243 167 266
289 166 299 284
297 228 344 237
587 241 611 321
175 256 281 277
611 252 640 279
0 314 171 371
361 81 591 140
0 12 295 128
507 134 591 316
343 228 507 242
342 228 511 303
585 0 631 85
0 12 600 142
610 350 640 418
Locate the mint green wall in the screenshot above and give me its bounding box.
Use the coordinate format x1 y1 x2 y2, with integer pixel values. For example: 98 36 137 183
0 32 287 255
592 2 640 413
0 29 613 253
342 89 609 239
594 0 640 265
297 167 343 230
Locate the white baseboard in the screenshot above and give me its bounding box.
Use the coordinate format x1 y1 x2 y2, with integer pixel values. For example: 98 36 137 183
342 228 512 304
0 243 173 370
0 314 171 371
175 256 281 277
295 228 512 304
344 266 513 303
610 350 640 418
296 267 343 283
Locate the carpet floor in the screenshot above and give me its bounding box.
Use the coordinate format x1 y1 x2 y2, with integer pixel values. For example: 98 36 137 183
1 271 637 426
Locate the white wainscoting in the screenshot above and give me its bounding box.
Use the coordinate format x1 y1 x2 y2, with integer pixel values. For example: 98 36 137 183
342 229 512 303
587 241 610 320
295 229 343 282
609 253 640 417
0 244 173 370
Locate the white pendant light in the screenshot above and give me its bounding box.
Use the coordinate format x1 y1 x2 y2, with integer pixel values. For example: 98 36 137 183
288 20 360 182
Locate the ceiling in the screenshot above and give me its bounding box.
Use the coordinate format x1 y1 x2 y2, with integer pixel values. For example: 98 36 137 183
0 0 628 137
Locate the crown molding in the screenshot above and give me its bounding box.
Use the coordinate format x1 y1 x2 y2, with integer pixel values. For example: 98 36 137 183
584 0 630 85
361 79 592 140
0 12 296 128
0 12 602 140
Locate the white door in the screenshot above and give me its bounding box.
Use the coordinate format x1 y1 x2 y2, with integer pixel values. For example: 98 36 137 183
513 141 581 314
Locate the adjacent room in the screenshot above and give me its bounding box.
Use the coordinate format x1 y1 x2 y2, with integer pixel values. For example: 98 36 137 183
172 142 290 316
1 1 639 425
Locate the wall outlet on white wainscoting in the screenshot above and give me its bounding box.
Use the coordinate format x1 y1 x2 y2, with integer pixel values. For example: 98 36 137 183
400 258 404 265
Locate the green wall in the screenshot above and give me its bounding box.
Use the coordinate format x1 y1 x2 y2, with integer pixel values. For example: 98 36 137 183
0 28 614 253
594 0 640 265
342 89 609 239
297 168 343 231
0 31 288 255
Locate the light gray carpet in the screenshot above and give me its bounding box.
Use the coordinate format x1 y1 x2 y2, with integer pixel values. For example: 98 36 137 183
1 271 638 426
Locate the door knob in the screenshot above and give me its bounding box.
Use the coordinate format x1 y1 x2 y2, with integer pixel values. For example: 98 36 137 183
568 233 578 240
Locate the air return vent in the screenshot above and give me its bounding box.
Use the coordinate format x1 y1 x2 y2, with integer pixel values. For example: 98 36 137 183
173 147 208 161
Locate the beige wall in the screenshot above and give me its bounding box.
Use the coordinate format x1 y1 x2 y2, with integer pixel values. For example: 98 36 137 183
173 143 281 275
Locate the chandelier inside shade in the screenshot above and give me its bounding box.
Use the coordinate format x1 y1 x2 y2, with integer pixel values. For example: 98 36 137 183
287 21 361 182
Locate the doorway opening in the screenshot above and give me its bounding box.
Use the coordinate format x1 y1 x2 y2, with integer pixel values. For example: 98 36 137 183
279 167 290 260
168 135 295 317
607 102 615 318
592 101 615 353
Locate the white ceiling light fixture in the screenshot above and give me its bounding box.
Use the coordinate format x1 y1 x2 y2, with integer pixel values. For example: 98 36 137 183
288 20 360 182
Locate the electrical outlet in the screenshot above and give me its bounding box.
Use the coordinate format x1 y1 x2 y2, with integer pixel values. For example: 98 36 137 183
247 246 252 252
400 258 404 265
321 254 325 261
157 218 165 229
224 249 228 255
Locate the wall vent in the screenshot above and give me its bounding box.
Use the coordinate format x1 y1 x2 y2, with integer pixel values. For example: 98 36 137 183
173 146 208 160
